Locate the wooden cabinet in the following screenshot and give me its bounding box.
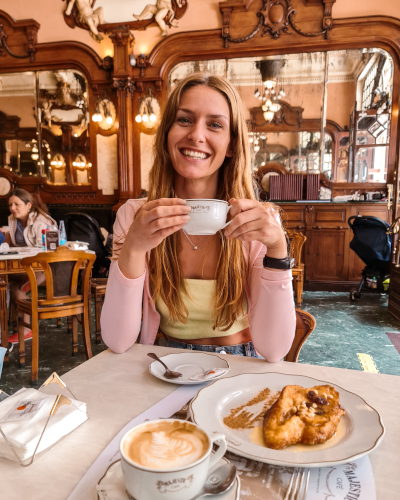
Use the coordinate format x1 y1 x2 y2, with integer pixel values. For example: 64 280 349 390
278 202 389 290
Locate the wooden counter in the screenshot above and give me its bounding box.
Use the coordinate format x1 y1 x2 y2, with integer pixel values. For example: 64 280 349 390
277 202 389 291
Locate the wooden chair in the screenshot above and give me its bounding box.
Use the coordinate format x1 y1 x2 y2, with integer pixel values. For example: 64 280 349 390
15 246 96 385
285 309 316 362
90 277 108 344
286 229 307 307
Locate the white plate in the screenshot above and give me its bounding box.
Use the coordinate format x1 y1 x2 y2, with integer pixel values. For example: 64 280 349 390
149 352 230 385
95 455 240 500
189 372 385 468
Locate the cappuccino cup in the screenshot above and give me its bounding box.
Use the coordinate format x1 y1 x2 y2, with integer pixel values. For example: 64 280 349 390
120 419 227 500
183 199 232 235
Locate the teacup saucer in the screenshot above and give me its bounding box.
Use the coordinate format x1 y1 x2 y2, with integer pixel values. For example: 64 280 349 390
95 454 240 500
149 351 230 385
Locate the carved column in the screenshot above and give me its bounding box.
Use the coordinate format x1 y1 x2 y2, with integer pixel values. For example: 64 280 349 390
61 124 73 185
110 28 140 205
114 79 136 204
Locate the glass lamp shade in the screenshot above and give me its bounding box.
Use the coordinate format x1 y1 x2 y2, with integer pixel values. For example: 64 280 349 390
31 154 39 161
266 99 272 107
150 113 157 122
135 114 142 123
142 114 149 123
254 145 260 152
264 110 274 122
264 80 276 89
106 116 113 125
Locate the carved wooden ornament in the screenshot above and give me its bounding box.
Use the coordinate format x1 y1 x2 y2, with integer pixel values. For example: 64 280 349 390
262 0 295 39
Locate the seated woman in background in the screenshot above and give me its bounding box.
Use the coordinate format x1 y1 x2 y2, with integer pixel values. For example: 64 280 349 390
101 73 296 361
6 189 56 344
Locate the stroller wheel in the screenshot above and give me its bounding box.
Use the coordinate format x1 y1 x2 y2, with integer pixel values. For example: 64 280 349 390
350 289 360 302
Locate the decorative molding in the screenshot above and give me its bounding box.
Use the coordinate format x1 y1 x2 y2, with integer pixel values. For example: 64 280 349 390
219 0 335 47
113 78 135 98
0 10 39 62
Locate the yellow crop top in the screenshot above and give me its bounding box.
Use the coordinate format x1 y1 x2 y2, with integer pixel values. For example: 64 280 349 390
155 279 249 340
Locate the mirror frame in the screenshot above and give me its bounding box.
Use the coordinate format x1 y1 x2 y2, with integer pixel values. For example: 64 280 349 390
0 9 118 205
127 2 400 209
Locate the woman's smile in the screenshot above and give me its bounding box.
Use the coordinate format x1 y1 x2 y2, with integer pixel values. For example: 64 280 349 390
179 148 211 161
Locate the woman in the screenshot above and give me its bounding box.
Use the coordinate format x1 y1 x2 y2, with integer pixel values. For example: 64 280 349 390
6 189 56 344
101 73 296 361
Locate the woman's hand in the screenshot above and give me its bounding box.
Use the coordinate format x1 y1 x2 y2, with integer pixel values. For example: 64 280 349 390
119 198 191 279
224 198 287 258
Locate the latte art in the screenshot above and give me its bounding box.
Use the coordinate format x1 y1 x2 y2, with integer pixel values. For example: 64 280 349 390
123 421 209 470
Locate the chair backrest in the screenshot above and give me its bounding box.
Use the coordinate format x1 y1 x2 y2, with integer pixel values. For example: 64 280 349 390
20 247 95 307
286 230 307 266
284 309 316 362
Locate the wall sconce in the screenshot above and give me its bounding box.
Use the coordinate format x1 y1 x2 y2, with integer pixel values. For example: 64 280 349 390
135 88 159 128
136 53 149 78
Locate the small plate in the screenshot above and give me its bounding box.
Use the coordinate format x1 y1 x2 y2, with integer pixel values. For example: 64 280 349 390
95 455 240 500
189 372 385 468
149 352 230 385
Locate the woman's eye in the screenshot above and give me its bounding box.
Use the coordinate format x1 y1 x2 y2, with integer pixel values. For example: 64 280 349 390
177 117 190 124
210 122 223 129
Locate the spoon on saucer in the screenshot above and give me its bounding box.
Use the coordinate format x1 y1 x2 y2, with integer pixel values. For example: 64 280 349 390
147 353 182 379
189 463 237 499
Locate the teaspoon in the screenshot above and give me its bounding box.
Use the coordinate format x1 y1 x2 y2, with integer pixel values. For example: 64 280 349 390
147 352 182 379
189 463 237 499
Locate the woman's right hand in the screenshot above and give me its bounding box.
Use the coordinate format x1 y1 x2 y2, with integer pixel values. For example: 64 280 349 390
118 199 190 279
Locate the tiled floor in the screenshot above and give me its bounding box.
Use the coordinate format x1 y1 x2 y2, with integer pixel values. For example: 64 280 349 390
298 291 400 376
1 291 400 395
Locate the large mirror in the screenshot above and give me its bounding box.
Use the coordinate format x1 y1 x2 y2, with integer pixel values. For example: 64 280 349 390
167 48 393 198
0 69 91 186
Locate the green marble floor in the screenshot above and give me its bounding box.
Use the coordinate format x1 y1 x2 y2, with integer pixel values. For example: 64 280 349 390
1 291 400 395
298 291 400 376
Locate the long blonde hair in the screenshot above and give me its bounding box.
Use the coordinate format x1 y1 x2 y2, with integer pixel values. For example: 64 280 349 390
147 73 257 331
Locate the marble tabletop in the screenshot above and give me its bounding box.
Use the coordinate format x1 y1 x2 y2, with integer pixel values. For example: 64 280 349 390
1 344 398 499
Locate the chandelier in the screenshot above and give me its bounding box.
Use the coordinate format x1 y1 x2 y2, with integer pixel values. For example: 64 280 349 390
254 60 286 122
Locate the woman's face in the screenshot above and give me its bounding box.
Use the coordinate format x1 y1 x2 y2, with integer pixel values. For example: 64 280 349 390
167 85 233 183
9 196 31 220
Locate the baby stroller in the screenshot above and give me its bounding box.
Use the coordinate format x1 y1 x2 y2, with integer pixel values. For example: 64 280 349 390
348 215 391 302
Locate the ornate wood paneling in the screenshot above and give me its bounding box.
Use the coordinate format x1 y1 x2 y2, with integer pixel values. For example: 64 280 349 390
280 201 390 289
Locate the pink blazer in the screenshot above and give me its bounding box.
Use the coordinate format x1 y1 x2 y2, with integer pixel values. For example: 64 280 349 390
101 199 296 362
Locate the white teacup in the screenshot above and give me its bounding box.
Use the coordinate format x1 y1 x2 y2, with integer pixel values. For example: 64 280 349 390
120 419 227 500
183 199 232 235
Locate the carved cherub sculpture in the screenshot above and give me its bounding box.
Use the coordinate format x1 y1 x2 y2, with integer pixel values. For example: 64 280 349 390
133 0 184 37
41 100 53 128
65 0 105 43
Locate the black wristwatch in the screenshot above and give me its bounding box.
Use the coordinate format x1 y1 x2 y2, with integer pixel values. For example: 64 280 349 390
263 255 295 270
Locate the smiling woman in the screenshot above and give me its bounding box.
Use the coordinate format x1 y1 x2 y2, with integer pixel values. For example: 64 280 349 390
101 73 296 361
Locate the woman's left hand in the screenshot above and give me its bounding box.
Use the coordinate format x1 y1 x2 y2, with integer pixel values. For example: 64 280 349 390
224 198 287 259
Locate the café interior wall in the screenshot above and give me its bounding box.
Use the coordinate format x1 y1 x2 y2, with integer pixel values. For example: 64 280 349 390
0 97 36 128
2 0 400 60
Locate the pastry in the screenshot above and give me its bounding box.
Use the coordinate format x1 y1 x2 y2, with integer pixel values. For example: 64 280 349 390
263 384 345 450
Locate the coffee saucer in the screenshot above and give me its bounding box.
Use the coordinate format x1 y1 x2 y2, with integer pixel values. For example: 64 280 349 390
95 454 240 500
149 352 230 385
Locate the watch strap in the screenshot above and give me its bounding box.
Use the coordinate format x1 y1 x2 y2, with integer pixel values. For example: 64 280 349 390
263 255 295 270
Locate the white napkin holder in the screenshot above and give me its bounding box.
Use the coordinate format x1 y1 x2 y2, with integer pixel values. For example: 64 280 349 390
0 372 88 466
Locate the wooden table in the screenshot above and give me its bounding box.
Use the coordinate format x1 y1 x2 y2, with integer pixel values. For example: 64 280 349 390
0 249 95 362
0 344 398 499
